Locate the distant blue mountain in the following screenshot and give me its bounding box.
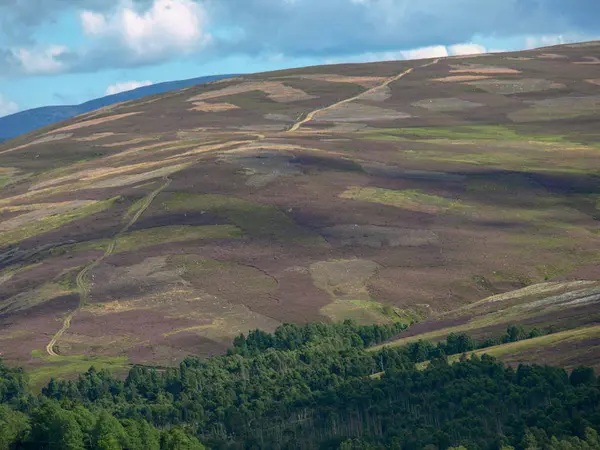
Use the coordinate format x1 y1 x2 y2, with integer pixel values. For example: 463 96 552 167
0 74 236 143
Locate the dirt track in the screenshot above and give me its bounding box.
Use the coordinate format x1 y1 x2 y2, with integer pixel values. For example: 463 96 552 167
287 58 440 132
46 176 172 356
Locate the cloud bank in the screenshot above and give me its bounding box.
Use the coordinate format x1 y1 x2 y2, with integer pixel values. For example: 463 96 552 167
0 0 598 75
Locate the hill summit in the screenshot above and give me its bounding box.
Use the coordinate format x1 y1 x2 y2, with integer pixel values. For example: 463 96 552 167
1 41 600 377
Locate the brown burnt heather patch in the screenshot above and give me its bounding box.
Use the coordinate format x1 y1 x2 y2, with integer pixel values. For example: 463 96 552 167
189 102 241 112
282 74 386 88
450 67 522 74
574 56 600 65
0 201 95 232
0 134 73 156
188 81 317 103
432 75 492 82
101 137 158 148
537 53 569 60
44 112 142 134
73 132 117 142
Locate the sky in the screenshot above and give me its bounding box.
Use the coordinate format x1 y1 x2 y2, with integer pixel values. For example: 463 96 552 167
0 0 599 117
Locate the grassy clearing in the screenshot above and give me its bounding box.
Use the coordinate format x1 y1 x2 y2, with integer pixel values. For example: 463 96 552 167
310 259 379 298
162 193 325 244
308 259 409 325
340 186 466 214
27 355 129 390
0 197 120 247
68 225 243 255
321 299 419 325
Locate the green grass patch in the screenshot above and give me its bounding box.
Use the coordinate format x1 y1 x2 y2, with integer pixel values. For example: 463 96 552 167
114 225 242 252
536 262 578 281
321 299 399 325
27 355 129 390
0 197 120 247
162 193 325 244
54 267 81 291
340 186 466 214
70 225 243 255
0 168 31 189
31 349 43 359
360 125 568 142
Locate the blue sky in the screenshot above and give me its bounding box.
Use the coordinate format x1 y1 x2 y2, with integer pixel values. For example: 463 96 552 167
0 0 598 117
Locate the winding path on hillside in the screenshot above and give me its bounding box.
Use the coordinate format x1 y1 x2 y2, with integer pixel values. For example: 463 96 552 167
46 176 172 357
287 58 440 132
45 58 441 356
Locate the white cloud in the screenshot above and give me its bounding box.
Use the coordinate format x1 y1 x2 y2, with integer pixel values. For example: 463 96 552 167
400 45 449 60
80 10 107 35
105 80 153 95
325 42 491 65
448 43 487 56
0 94 19 118
80 0 210 61
525 34 566 50
13 45 68 75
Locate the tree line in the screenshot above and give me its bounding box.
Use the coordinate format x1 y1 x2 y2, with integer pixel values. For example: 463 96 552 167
0 320 598 449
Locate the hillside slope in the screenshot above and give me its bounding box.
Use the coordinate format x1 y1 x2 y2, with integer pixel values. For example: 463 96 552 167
0 74 235 142
1 42 599 377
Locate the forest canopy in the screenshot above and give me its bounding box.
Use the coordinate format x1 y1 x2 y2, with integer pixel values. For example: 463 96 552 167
1 320 599 450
